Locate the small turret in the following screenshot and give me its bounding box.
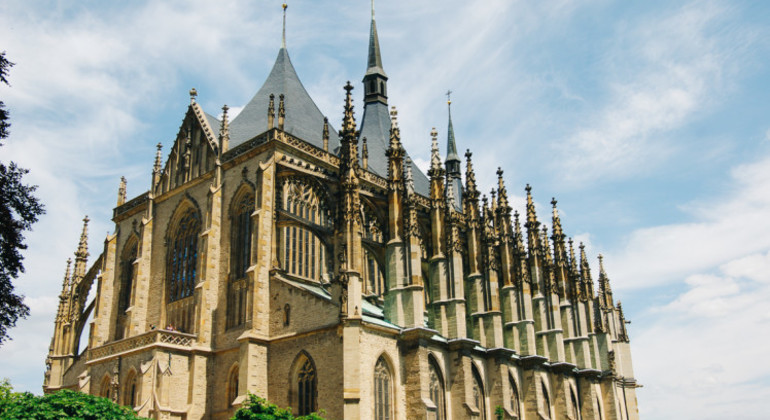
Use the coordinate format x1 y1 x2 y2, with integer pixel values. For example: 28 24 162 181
363 0 388 104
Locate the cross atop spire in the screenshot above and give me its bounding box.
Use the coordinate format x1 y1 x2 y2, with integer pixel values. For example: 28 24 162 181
281 3 288 49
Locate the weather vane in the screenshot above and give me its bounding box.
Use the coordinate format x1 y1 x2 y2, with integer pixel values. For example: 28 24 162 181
446 90 452 105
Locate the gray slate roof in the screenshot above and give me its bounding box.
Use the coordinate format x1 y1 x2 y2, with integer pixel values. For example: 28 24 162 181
359 101 430 196
228 47 339 150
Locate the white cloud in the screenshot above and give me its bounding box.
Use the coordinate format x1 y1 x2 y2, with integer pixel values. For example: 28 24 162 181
634 250 770 419
559 1 753 182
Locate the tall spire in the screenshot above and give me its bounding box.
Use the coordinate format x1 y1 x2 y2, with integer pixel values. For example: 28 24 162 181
75 216 89 261
363 0 388 104
445 91 461 177
281 3 288 49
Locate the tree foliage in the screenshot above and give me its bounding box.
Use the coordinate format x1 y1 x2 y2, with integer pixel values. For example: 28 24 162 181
0 51 44 345
232 394 327 420
0 381 148 420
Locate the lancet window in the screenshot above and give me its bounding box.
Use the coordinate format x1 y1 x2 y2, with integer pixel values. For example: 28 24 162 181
429 357 446 420
472 366 486 420
167 208 200 302
362 204 385 296
509 374 520 417
115 238 137 340
374 357 393 420
227 190 254 329
570 388 580 420
123 371 138 407
294 353 317 416
541 382 552 420
278 178 331 282
228 365 239 407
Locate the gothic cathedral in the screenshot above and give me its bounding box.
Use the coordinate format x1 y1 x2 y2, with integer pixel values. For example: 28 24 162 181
44 5 640 420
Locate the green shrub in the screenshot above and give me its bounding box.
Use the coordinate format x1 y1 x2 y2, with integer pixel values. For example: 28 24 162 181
232 393 326 420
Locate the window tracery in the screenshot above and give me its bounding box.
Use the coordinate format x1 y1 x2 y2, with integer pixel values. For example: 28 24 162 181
115 238 137 340
294 353 317 416
227 190 254 328
278 178 331 282
374 357 393 420
228 365 239 407
167 208 200 302
429 357 446 420
541 382 552 420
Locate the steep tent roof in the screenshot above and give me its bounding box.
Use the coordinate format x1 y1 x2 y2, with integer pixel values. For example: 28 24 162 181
228 47 339 150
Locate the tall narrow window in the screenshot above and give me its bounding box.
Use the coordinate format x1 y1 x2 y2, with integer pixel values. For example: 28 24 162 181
231 194 253 280
571 388 580 420
374 357 392 420
167 209 200 302
509 374 520 417
228 365 239 407
429 357 446 420
541 382 552 420
596 397 603 420
116 239 137 340
472 366 486 420
123 372 137 407
295 354 317 416
278 178 332 282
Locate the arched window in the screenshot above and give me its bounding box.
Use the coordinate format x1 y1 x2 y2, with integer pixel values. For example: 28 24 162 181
165 206 201 333
167 208 200 302
284 304 291 326
429 357 446 420
123 371 138 407
293 353 317 416
374 357 393 420
228 365 239 407
227 190 254 329
596 396 604 420
361 205 385 297
115 238 138 340
472 366 486 420
278 179 331 282
231 192 253 280
541 381 552 420
570 388 580 419
509 374 520 417
100 375 111 400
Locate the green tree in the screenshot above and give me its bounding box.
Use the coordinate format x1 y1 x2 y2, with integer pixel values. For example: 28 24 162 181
0 381 148 420
232 394 327 420
0 51 44 345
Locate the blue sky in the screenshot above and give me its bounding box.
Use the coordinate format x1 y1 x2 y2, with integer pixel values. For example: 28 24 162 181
1 1 769 418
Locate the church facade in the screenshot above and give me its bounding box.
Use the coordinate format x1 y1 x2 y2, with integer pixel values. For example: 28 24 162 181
43 6 640 420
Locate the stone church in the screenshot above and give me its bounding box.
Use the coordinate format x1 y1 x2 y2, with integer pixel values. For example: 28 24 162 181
43 4 640 420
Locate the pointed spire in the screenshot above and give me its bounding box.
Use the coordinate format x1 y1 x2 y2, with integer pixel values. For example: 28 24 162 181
464 149 478 200
219 104 230 153
598 254 614 308
322 117 329 151
278 94 286 130
579 242 594 300
342 82 357 136
153 143 163 174
525 184 539 228
117 176 127 206
496 168 510 210
363 0 388 104
429 127 442 173
362 137 369 170
61 258 72 294
268 93 275 129
569 238 579 274
445 91 461 177
75 216 89 260
551 198 564 242
513 210 525 253
281 3 288 49
550 198 567 266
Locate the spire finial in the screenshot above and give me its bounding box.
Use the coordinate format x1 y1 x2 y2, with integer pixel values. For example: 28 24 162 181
117 176 127 206
405 156 415 194
430 127 441 172
61 258 72 293
278 94 286 130
189 88 197 104
322 117 330 151
268 94 276 129
282 3 288 49
153 142 162 174
371 0 375 19
342 82 357 135
446 90 452 106
75 216 89 260
219 104 230 152
496 167 509 210
464 149 478 198
525 184 538 227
